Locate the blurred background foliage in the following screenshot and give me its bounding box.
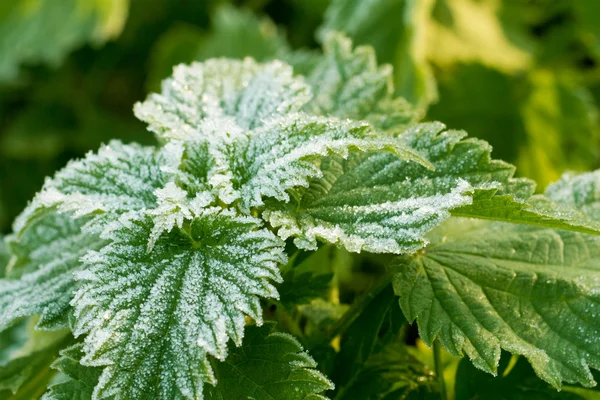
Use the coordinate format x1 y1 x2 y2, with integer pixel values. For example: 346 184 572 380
1 0 599 234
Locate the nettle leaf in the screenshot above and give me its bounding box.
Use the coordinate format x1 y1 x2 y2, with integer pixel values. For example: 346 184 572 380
134 58 311 141
42 325 333 400
0 213 105 331
72 211 287 399
0 0 128 81
392 219 600 388
546 170 600 221
265 122 506 253
225 113 429 210
403 122 600 236
135 57 428 212
13 140 174 235
0 323 71 397
335 341 438 400
42 344 102 400
304 33 419 132
205 323 333 399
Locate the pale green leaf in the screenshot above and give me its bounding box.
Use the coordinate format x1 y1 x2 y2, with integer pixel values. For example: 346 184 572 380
392 219 600 388
319 0 437 107
72 210 286 399
0 214 105 331
42 344 101 400
0 321 70 397
304 33 419 132
546 170 600 221
0 0 129 81
205 323 333 400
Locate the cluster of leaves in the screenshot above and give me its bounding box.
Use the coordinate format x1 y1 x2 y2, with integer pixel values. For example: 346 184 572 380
3 1 600 399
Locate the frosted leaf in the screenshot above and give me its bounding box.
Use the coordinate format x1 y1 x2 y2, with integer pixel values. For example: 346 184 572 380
42 325 333 400
13 140 172 235
134 58 311 141
546 170 600 221
72 210 287 399
205 323 334 399
264 122 512 254
393 219 600 388
0 213 105 332
304 33 419 132
147 182 213 251
221 113 430 210
400 122 600 235
265 178 472 254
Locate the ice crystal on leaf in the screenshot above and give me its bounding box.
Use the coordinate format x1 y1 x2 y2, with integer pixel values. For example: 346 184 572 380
72 211 286 399
13 141 173 236
0 214 105 331
304 33 418 132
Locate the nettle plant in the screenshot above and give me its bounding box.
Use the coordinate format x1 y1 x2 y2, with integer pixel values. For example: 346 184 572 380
3 34 600 399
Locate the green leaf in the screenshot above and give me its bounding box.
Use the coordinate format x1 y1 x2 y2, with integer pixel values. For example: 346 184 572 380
264 122 495 254
401 121 600 236
319 0 437 107
545 170 600 221
13 140 173 236
0 0 129 81
452 187 600 236
455 353 600 400
331 283 398 388
0 321 71 397
392 218 600 388
0 213 105 331
205 323 333 400
227 114 429 210
335 340 438 400
136 58 428 212
304 33 419 132
72 210 287 399
42 344 102 400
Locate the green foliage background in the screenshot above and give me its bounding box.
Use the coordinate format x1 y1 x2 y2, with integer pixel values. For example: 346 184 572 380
1 0 600 398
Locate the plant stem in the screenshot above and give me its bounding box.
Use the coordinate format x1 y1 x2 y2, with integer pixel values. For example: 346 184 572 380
433 340 448 400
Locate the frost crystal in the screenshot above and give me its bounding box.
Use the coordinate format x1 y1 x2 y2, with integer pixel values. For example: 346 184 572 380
72 211 286 399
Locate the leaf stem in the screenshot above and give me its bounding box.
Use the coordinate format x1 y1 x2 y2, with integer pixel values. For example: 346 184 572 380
433 340 448 400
